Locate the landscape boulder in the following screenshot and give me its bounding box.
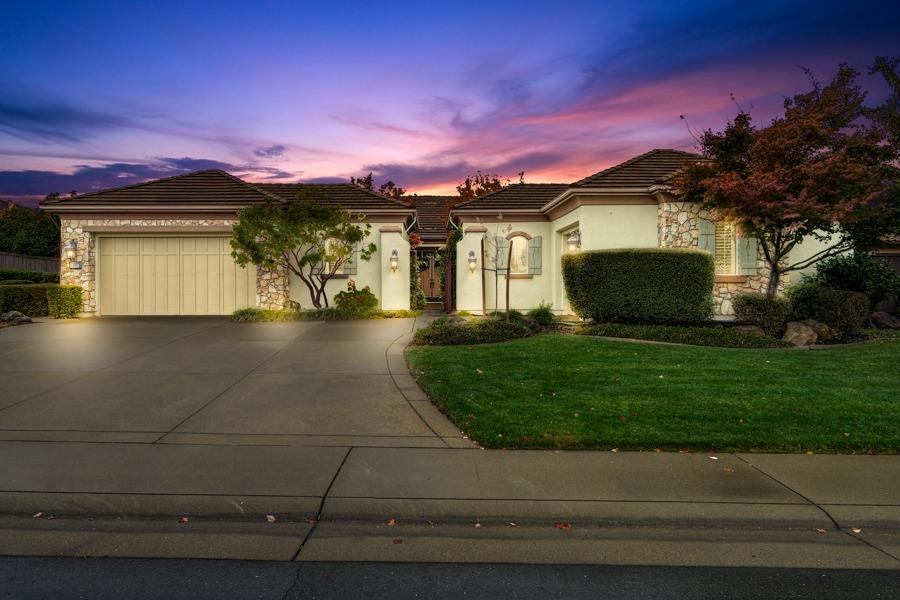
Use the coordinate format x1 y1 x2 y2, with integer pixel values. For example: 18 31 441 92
782 321 818 347
1 310 24 323
800 319 836 342
870 311 900 330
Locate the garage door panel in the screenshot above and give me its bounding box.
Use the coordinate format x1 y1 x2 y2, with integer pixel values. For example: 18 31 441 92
99 236 255 316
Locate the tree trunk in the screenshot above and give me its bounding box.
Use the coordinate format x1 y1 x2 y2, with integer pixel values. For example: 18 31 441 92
766 266 781 298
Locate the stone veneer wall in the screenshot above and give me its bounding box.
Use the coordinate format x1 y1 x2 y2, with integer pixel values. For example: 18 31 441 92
657 201 785 315
59 218 289 313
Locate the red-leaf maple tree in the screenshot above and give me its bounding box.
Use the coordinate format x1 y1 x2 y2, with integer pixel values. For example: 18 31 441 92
676 62 900 296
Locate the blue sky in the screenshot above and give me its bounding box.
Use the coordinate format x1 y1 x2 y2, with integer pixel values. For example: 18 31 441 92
1 0 898 204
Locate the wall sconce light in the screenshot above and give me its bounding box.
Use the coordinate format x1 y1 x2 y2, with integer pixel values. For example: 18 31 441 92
566 230 581 253
468 250 478 272
389 249 399 271
64 239 82 269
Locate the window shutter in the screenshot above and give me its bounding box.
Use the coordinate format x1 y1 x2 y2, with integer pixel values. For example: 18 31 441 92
698 219 715 254
528 236 542 275
343 242 359 275
736 237 758 275
496 236 510 272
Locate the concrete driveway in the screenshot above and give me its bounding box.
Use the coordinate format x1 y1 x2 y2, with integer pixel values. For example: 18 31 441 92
0 317 466 448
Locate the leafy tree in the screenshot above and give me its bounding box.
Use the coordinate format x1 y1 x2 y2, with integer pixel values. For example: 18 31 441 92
457 171 518 202
676 63 900 297
0 199 60 257
350 172 406 199
230 187 376 308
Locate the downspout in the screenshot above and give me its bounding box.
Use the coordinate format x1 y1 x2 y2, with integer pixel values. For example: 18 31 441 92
480 237 486 316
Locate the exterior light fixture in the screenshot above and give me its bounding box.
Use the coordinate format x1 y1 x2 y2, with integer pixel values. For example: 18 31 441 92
468 250 478 272
389 249 399 271
64 239 82 269
566 230 581 253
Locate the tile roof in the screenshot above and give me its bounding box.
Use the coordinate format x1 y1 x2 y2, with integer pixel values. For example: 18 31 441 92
404 195 460 241
255 183 413 212
571 149 702 188
40 169 279 206
452 183 569 212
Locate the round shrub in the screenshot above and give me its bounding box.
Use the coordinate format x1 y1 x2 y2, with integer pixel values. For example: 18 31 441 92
811 252 900 305
562 248 714 324
334 283 378 316
788 281 869 337
527 302 555 329
733 292 789 337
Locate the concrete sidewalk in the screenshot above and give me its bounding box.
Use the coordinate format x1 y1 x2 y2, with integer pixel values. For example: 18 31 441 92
1 443 898 567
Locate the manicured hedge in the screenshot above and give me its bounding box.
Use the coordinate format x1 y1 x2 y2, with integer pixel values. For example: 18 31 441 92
0 284 52 316
0 268 58 283
0 283 82 318
733 292 790 338
562 248 714 324
47 285 83 318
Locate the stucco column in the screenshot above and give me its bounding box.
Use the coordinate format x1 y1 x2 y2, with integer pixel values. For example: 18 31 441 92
379 227 410 310
455 225 486 314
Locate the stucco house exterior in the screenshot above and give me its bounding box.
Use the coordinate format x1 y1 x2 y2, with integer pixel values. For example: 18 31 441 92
41 148 836 317
41 170 415 316
451 149 830 316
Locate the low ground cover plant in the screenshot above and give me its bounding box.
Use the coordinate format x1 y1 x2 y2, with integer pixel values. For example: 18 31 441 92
577 322 791 348
413 316 533 345
231 306 421 322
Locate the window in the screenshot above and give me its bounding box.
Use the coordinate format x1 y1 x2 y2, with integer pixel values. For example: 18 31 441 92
714 222 736 274
509 236 529 274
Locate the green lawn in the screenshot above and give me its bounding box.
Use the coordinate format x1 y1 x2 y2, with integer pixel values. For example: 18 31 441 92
406 334 900 453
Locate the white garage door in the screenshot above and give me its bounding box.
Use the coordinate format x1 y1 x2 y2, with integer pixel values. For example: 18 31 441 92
98 236 257 315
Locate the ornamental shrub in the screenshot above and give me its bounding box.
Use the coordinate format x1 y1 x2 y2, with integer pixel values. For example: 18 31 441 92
0 284 52 316
46 285 82 318
733 292 790 337
561 248 714 324
527 302 555 329
334 281 379 317
0 268 58 283
787 281 869 338
810 252 900 306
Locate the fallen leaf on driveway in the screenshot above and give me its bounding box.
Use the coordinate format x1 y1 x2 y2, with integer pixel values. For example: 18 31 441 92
554 522 572 530
815 528 827 534
266 515 277 523
708 456 719 460
392 539 403 544
474 522 481 528
32 512 44 519
507 522 518 527
387 518 397 527
851 527 862 534
178 517 190 524
723 467 735 473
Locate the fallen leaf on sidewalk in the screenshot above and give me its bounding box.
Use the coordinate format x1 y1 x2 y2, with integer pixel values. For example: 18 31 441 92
610 448 619 453
392 539 403 544
32 512 44 519
507 522 518 527
474 522 482 528
387 518 397 527
427 520 434 527
266 515 277 523
851 527 862 534
554 522 572 530
708 456 719 460
178 517 190 524
723 467 735 473
815 528 827 534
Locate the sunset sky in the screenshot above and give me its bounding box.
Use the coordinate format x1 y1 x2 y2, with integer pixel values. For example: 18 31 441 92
2 0 898 205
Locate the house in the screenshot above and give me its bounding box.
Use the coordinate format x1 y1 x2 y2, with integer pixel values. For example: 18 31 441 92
451 149 833 316
41 149 836 317
41 170 415 315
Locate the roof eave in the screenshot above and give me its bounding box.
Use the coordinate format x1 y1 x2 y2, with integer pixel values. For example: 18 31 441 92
540 187 656 214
